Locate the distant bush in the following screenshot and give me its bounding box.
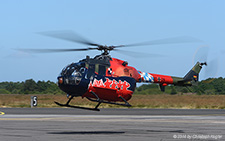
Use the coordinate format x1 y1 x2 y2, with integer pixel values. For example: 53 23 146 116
0 89 10 94
0 79 65 95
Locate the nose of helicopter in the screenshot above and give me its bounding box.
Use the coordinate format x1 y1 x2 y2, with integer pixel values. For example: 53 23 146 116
58 77 63 84
57 75 89 97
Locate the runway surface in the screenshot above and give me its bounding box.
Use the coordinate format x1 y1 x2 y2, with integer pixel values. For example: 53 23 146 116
0 108 225 141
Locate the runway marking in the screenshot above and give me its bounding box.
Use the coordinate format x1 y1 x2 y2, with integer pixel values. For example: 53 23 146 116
0 111 5 115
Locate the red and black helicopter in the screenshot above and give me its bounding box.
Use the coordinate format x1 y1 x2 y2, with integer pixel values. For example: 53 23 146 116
20 31 206 111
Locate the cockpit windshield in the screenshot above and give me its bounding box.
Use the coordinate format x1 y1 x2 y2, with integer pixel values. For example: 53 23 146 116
61 62 86 76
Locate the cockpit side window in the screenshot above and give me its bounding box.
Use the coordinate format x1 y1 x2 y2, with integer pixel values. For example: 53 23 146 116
87 64 95 78
85 63 107 78
98 65 106 76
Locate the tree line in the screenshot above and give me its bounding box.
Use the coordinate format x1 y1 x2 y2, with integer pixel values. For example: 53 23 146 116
0 77 224 95
0 79 64 94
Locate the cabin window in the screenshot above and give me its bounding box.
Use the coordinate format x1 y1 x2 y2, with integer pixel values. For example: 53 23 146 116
98 65 106 76
87 64 95 78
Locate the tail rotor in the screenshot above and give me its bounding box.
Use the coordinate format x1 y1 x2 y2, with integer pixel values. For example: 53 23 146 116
193 45 219 83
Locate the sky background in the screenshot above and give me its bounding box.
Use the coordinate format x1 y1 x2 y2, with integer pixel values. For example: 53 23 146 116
0 0 225 82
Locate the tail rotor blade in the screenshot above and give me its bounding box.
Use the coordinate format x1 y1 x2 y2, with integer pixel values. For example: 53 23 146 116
193 45 209 64
192 46 219 83
204 58 219 79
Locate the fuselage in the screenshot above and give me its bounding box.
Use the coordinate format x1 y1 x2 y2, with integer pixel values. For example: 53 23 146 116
57 56 200 102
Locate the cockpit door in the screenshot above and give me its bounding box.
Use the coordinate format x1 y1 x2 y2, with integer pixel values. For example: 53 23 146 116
86 63 95 79
98 64 106 75
86 63 107 78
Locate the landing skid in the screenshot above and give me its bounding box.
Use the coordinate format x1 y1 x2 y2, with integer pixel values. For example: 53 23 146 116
54 91 132 111
54 101 100 111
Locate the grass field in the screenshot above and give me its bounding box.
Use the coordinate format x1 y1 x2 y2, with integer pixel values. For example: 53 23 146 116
0 94 225 109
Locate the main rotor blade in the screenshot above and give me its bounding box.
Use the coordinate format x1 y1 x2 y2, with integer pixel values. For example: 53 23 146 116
15 47 98 53
114 49 165 58
118 36 202 48
38 30 100 46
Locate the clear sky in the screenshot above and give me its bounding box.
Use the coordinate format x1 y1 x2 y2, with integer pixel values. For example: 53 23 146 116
0 0 225 82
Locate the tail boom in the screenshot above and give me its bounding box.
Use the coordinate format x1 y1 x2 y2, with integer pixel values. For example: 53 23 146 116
138 71 183 85
138 62 206 91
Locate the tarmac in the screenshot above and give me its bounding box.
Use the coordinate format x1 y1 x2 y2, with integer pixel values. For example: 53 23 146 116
0 108 224 141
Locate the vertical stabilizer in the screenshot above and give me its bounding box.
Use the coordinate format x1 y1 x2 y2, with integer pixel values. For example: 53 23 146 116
183 62 207 82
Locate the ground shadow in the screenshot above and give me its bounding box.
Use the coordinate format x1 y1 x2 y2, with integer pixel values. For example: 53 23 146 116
48 131 125 135
147 130 185 133
48 129 184 135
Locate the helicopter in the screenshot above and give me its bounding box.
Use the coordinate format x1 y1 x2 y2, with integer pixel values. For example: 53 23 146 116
20 31 206 111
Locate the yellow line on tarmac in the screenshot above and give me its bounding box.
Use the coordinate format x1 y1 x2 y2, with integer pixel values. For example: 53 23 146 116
0 118 57 121
0 111 5 115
